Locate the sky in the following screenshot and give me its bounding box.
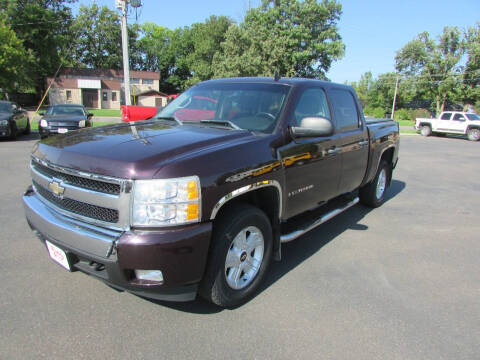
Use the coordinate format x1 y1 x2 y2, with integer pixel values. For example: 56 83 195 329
71 0 480 83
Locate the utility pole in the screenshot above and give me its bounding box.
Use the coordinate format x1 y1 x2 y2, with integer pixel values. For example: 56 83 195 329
116 0 131 106
391 76 399 119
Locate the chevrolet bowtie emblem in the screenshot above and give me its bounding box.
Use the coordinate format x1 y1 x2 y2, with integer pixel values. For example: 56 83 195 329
48 180 65 197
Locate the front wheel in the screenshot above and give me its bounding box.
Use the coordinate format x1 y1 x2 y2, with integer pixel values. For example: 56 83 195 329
199 204 273 308
467 128 480 141
360 160 391 208
9 123 17 140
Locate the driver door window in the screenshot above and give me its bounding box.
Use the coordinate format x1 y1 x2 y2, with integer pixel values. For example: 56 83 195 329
294 88 331 126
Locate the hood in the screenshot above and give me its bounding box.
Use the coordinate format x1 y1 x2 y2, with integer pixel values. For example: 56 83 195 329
32 120 255 179
42 114 86 122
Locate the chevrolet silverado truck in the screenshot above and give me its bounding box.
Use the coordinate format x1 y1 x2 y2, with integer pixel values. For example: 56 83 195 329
23 78 399 307
415 111 480 141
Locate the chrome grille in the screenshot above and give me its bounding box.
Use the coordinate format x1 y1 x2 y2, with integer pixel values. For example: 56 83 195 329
30 157 132 230
33 181 119 223
32 161 120 195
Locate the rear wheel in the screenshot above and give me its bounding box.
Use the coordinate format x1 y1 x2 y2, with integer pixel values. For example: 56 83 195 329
360 160 390 208
420 125 431 137
200 204 273 308
467 128 480 141
24 118 31 135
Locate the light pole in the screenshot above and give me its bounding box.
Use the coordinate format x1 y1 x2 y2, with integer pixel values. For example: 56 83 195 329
116 0 131 105
391 76 399 120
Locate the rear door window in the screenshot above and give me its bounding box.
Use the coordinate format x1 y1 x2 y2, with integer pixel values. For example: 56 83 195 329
441 112 452 120
329 89 359 132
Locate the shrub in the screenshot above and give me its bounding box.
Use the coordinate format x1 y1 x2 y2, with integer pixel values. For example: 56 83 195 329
410 108 431 121
393 108 412 121
364 106 385 118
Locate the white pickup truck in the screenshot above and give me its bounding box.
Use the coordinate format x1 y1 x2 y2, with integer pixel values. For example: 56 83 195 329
415 111 480 141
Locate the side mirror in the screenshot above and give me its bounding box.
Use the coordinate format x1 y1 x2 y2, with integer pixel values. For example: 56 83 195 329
290 117 334 138
87 113 94 118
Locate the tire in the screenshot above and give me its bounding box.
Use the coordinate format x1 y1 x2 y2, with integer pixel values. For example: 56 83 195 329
24 118 31 135
360 160 390 208
467 128 480 141
9 123 17 140
420 125 431 137
199 203 273 308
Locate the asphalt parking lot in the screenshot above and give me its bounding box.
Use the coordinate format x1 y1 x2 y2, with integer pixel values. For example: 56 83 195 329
1 133 479 359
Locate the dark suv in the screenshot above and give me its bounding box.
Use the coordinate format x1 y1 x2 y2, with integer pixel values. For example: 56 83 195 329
38 104 93 138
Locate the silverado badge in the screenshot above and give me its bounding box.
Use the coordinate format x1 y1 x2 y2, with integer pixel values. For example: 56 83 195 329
48 180 65 197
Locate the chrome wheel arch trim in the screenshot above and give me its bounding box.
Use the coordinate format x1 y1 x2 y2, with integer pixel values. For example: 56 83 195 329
210 180 283 220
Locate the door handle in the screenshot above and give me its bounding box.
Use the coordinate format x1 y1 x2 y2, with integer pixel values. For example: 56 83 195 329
327 147 341 155
358 140 369 147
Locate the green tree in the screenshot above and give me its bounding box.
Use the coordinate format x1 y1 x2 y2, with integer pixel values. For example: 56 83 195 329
458 22 480 110
213 0 344 79
137 23 175 76
395 27 464 116
0 15 33 97
349 71 374 108
70 4 141 70
138 17 231 92
0 0 76 94
184 16 232 87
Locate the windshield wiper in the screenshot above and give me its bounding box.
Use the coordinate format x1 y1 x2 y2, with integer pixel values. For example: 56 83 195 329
155 115 183 126
200 119 241 130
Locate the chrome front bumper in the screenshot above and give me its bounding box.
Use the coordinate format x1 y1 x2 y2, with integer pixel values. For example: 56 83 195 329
23 189 122 259
23 186 212 302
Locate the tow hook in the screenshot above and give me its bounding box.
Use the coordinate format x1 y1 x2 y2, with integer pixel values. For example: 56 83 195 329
105 239 118 258
24 185 34 196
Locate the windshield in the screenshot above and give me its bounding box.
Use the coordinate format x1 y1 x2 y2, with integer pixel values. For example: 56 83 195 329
466 113 480 121
157 82 290 133
0 102 13 113
47 106 85 116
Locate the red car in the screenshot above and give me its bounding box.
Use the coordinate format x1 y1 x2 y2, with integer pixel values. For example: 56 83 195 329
173 96 217 121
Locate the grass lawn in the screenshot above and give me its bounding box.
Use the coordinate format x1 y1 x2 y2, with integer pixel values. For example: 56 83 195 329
395 119 415 126
87 109 121 117
400 129 418 134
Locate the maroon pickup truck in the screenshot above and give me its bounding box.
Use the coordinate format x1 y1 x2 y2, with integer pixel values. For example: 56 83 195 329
23 77 399 307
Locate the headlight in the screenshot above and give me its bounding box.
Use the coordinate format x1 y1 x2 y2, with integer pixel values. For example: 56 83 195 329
78 120 86 128
0 120 8 126
40 119 48 128
132 176 201 226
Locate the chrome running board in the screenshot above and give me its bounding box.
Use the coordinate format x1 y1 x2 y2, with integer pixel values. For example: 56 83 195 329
280 197 359 243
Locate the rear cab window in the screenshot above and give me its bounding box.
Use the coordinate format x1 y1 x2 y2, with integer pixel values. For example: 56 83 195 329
328 89 360 132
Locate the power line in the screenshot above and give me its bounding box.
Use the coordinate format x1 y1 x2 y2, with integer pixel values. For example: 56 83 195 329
6 19 70 26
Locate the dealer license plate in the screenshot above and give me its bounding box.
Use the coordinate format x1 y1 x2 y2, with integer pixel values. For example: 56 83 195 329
45 240 70 270
58 128 68 134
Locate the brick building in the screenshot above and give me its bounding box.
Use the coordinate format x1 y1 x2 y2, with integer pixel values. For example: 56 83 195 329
46 68 166 109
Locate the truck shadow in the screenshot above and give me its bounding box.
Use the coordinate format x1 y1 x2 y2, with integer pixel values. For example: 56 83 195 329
260 179 406 295
149 179 406 314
